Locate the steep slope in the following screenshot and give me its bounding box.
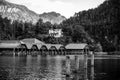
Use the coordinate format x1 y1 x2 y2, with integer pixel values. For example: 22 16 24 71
0 0 39 24
61 0 120 51
39 12 66 24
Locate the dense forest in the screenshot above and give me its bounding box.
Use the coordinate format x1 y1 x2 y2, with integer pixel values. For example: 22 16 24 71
60 0 120 52
0 16 68 44
0 0 120 52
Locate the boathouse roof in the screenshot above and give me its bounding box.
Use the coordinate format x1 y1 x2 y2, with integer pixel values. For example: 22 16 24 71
44 44 51 49
43 44 64 50
0 40 21 48
20 38 44 44
65 43 87 50
0 40 20 43
51 44 64 50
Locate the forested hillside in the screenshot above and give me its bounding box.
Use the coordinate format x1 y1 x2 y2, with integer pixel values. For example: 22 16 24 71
0 15 66 44
60 0 120 52
0 15 49 40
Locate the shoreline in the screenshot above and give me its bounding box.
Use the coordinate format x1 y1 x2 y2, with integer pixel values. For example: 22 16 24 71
1 52 120 57
0 50 120 57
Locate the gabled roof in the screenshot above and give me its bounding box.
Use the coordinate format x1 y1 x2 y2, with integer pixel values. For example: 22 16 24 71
20 38 44 44
43 44 64 50
65 43 87 49
36 44 43 49
0 40 20 43
44 44 51 49
0 40 21 48
51 44 63 49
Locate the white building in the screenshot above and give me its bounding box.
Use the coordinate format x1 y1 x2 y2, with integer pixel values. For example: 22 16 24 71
49 29 63 38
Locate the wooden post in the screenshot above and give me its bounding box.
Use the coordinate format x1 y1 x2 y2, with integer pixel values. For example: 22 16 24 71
84 47 88 80
21 48 23 55
75 55 79 72
41 50 43 55
90 51 94 80
26 49 28 55
57 50 59 55
84 53 88 80
61 50 63 55
29 49 31 55
13 48 15 56
66 56 71 77
32 48 34 56
39 49 42 55
42 49 44 55
37 55 41 64
38 50 40 55
17 48 20 56
51 50 53 55
48 50 50 55
91 51 94 67
24 49 27 56
90 65 94 80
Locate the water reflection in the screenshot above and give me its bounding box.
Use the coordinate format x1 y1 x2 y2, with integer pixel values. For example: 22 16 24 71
94 59 120 80
0 55 120 80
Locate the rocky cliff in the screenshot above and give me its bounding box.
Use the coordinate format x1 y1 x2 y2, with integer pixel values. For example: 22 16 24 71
0 0 39 24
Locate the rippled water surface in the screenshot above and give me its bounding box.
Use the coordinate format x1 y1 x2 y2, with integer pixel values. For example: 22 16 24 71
0 55 120 80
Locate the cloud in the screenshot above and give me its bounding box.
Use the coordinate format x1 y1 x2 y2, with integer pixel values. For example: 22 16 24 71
49 0 80 3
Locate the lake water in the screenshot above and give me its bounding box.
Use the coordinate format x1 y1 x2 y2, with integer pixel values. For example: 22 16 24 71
0 55 120 80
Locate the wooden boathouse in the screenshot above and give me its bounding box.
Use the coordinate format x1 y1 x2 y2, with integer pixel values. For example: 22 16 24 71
0 38 88 55
65 43 88 55
0 40 21 55
0 40 21 50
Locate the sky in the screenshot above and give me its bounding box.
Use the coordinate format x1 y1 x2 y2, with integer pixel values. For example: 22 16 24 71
7 0 105 18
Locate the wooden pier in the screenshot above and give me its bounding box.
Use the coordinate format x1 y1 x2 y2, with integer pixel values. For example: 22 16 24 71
65 51 95 80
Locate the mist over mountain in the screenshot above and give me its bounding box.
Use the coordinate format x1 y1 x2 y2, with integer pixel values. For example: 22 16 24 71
39 12 66 24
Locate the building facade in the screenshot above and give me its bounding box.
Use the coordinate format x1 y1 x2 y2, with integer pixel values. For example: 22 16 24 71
49 29 63 38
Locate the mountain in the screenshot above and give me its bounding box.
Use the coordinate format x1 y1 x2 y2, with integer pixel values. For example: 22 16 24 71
0 0 66 24
39 12 66 24
61 0 120 52
0 0 39 24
